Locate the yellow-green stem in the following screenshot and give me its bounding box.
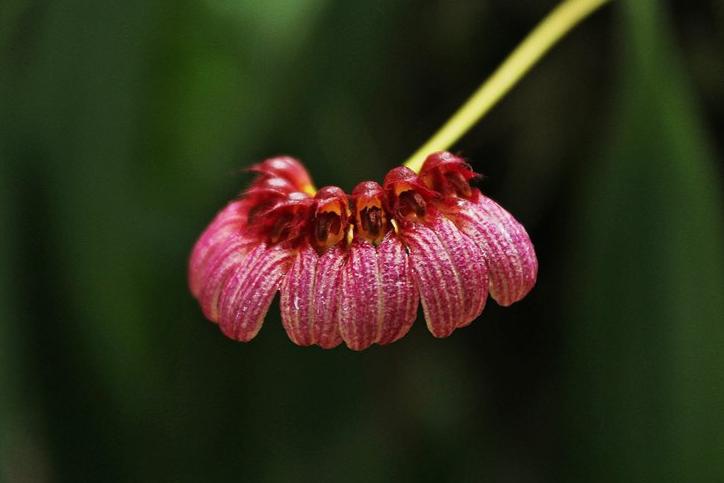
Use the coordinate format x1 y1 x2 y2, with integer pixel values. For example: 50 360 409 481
403 0 611 173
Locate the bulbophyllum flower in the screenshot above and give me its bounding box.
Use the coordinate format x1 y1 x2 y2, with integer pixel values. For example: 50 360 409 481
184 0 616 350
189 152 537 350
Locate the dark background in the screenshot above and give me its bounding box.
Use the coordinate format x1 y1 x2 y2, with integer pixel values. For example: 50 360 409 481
2 1 723 482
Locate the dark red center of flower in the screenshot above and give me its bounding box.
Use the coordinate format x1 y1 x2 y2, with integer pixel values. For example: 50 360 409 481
397 190 427 219
419 151 478 200
240 152 480 250
360 207 383 237
255 192 314 244
314 212 341 243
382 166 436 223
351 181 389 244
311 186 350 250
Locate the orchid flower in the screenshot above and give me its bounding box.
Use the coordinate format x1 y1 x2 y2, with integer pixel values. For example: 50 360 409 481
189 152 536 349
188 0 609 349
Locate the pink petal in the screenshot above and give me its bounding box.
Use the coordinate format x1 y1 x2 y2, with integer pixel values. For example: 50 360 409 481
402 217 481 338
280 244 318 347
339 234 418 350
198 236 253 321
428 214 488 326
376 233 418 345
280 245 344 349
453 195 538 306
217 243 294 341
311 246 344 348
188 200 251 297
339 241 379 350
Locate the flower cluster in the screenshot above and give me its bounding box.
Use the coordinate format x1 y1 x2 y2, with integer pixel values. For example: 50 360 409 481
189 152 537 350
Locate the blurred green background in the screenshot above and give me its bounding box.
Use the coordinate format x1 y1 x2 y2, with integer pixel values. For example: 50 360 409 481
2 0 723 482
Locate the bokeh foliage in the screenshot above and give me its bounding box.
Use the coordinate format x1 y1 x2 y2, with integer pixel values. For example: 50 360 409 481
1 1 723 482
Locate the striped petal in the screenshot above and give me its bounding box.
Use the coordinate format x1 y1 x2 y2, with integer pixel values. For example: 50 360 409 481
311 246 344 348
339 234 418 350
188 200 251 297
428 214 488 326
280 244 318 346
198 236 253 321
402 218 479 338
280 244 344 349
453 195 538 306
376 233 419 345
339 241 380 350
217 243 294 341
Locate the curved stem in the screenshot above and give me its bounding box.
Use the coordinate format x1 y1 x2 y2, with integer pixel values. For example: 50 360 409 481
403 0 611 173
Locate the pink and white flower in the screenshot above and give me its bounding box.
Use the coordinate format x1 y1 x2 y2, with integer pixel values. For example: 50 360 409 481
188 152 537 350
